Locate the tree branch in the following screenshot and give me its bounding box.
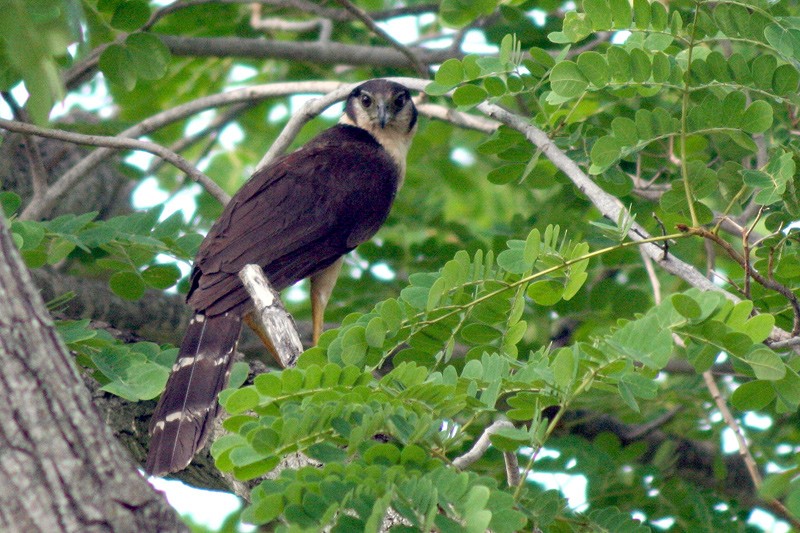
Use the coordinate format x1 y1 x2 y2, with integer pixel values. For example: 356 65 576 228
239 264 303 368
157 34 461 69
472 100 797 346
20 81 343 220
334 0 429 78
0 118 230 214
0 206 187 531
452 420 520 487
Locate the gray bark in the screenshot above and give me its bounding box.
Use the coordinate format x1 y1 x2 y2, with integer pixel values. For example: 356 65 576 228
0 215 187 532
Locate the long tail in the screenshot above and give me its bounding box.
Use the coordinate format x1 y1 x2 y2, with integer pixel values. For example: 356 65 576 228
145 312 242 476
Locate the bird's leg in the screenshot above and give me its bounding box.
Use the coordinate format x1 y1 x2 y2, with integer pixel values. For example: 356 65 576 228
310 257 344 345
243 312 285 367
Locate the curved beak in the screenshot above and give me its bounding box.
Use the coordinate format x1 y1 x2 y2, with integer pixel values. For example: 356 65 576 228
377 101 391 129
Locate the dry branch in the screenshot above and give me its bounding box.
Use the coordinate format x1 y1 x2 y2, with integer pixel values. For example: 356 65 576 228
239 264 303 368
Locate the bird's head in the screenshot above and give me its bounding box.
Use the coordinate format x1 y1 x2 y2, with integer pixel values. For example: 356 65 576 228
341 80 418 183
343 79 417 137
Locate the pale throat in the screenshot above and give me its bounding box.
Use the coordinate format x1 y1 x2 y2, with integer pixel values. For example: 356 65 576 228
339 114 416 188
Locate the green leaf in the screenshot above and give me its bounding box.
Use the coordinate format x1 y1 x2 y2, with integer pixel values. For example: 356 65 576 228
764 23 800 59
435 58 464 87
487 163 526 185
109 271 146 300
633 0 650 29
47 237 76 264
243 493 284 525
590 136 622 170
461 323 502 344
380 298 403 332
365 317 386 348
488 425 530 451
551 348 576 389
610 0 632 28
98 44 136 90
141 263 181 289
607 47 631 81
741 100 773 134
731 380 775 410
773 64 800 96
452 84 488 107
224 386 260 414
739 313 775 343
110 0 150 31
751 54 777 91
0 191 21 216
611 117 638 146
526 280 564 306
125 32 170 80
549 61 588 98
577 51 609 87
483 76 506 96
629 48 651 82
672 293 701 319
744 348 786 381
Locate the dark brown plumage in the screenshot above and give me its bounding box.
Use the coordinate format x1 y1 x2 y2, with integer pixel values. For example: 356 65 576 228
146 80 417 476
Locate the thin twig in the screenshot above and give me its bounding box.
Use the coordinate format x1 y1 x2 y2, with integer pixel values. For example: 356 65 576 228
680 225 800 335
0 118 230 206
767 336 800 350
471 99 798 347
20 81 344 220
334 0 428 78
256 84 354 170
640 249 661 305
415 102 498 133
702 371 762 488
452 420 520 487
249 3 332 41
147 103 250 176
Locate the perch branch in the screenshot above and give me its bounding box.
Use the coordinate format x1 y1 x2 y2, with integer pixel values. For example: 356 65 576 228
238 264 303 368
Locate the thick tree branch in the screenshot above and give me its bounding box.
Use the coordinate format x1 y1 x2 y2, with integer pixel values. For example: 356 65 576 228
157 34 462 69
0 209 186 531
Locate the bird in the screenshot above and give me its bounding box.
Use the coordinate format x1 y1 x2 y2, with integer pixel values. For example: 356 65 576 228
145 79 418 476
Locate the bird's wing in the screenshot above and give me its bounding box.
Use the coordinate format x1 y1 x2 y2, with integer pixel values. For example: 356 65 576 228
187 127 398 316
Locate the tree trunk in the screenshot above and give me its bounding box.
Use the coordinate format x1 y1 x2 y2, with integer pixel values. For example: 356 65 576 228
0 216 187 532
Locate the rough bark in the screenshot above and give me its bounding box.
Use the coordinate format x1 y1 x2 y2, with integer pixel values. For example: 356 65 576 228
0 215 187 532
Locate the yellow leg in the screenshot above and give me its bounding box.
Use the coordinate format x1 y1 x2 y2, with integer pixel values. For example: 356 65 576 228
310 257 344 345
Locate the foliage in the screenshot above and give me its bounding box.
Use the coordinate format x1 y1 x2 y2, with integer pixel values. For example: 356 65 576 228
5 0 800 531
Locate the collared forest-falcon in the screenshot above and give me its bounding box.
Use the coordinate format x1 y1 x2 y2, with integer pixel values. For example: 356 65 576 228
146 80 418 476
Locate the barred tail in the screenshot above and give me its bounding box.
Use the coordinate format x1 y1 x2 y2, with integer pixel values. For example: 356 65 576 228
145 312 242 476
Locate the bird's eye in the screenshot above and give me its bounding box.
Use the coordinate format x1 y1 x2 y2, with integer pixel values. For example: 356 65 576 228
395 94 406 108
360 94 372 107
